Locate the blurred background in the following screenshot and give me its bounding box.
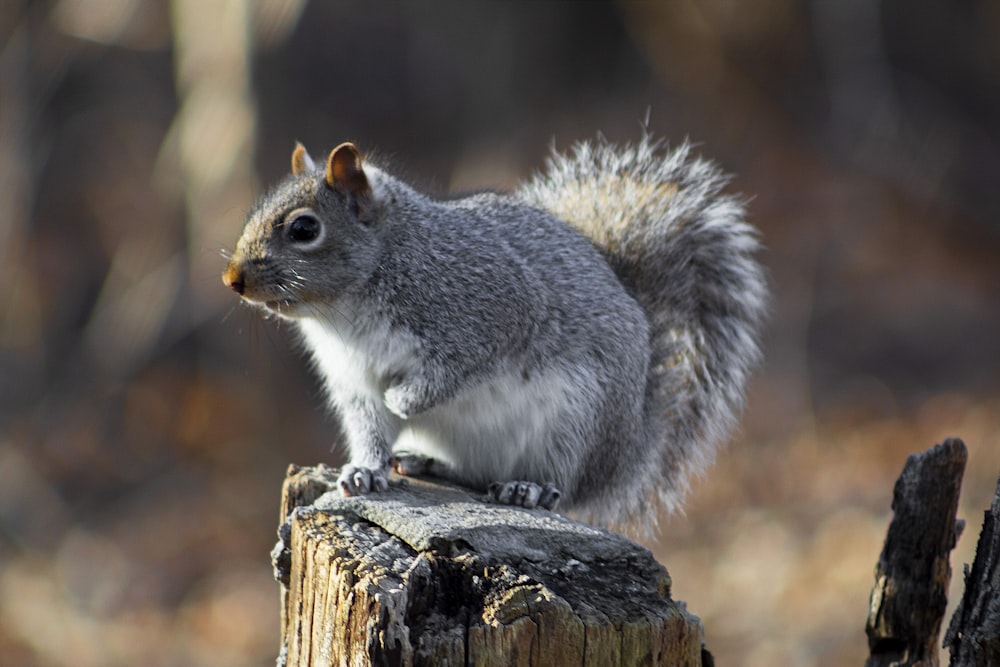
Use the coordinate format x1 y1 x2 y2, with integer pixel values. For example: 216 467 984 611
2 1 999 665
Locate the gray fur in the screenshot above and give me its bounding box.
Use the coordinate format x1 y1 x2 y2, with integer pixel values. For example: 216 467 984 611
224 135 767 530
518 136 768 526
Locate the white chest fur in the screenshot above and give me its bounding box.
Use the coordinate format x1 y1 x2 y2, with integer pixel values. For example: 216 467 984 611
295 309 420 402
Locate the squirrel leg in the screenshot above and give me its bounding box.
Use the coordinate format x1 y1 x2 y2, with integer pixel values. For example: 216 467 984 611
487 481 561 511
394 455 561 512
336 397 397 497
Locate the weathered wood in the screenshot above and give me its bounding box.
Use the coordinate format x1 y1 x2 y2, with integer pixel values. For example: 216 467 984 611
272 464 707 666
866 438 967 667
945 472 1000 666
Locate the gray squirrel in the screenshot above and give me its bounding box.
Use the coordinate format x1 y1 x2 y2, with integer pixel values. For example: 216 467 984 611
222 135 767 529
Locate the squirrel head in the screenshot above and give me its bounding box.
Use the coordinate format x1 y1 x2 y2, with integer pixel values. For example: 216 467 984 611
222 142 383 318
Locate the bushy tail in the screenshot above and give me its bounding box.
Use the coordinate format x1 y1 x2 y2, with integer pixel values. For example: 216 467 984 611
518 135 768 521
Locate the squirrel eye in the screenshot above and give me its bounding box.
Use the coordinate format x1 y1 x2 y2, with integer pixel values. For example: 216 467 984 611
285 214 321 244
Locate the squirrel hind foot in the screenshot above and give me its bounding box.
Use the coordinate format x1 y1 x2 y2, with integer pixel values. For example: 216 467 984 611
487 481 561 511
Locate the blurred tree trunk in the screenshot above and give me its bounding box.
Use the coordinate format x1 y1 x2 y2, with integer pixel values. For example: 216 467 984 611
170 0 257 317
272 464 709 667
0 6 43 357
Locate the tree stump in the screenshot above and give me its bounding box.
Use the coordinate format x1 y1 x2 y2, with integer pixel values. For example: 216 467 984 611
272 464 708 666
945 471 1000 666
865 438 968 667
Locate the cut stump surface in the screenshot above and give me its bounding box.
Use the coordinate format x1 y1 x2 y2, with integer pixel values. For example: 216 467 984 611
273 464 706 667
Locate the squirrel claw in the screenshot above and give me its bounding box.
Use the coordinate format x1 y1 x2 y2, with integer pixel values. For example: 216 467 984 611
338 464 389 497
488 481 561 511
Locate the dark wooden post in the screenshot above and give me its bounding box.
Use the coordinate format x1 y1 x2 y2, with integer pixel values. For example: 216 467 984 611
945 472 1000 666
865 438 967 667
272 464 708 666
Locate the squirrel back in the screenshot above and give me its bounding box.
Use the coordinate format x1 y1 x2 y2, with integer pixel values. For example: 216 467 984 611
223 137 767 530
518 136 767 522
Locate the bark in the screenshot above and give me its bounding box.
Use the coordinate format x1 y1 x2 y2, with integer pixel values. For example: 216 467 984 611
945 472 1000 666
866 438 967 667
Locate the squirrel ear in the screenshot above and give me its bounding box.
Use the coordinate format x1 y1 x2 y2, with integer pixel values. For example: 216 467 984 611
291 142 316 175
325 142 371 199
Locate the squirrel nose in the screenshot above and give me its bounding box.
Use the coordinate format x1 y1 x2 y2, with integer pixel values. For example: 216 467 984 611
222 264 245 295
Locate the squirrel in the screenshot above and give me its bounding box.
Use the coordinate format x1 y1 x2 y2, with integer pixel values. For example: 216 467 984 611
222 134 767 529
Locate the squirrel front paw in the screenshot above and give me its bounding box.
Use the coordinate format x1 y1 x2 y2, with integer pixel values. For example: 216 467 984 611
384 385 419 419
487 481 561 511
384 381 440 419
392 452 459 481
338 464 389 497
391 452 435 476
